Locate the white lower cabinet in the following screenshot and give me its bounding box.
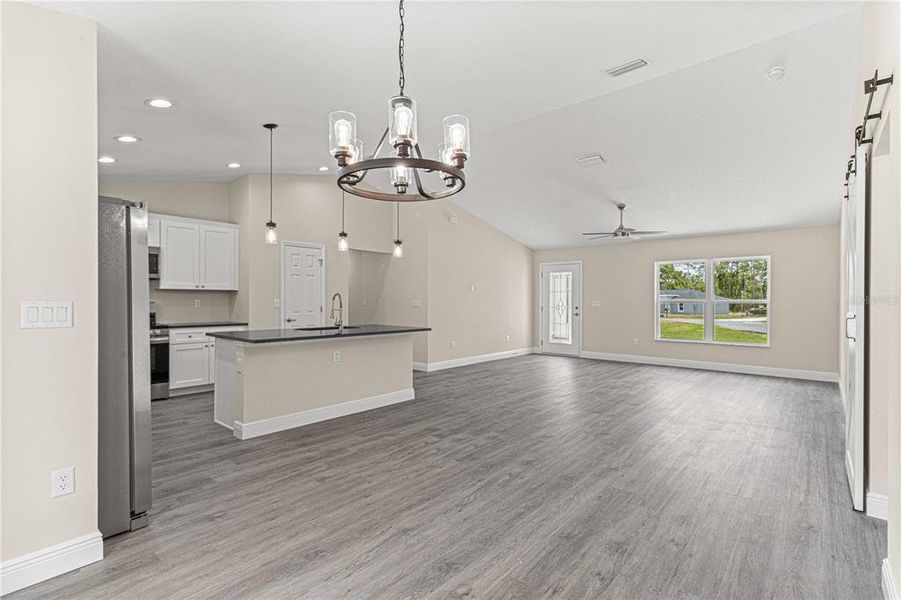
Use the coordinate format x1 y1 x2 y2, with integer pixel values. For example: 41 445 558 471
169 325 244 391
170 342 211 389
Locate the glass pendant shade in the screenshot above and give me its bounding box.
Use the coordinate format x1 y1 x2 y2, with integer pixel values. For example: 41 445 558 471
351 139 364 164
265 222 278 245
390 165 411 188
338 232 349 252
388 96 418 148
328 111 357 156
443 114 471 159
393 239 404 258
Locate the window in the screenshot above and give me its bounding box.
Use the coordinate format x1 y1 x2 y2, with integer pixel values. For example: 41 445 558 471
655 256 770 346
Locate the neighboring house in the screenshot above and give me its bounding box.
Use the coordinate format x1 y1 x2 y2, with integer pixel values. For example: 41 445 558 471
659 289 729 315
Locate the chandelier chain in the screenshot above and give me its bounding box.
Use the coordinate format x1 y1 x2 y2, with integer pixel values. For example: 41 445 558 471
398 0 405 96
268 126 274 222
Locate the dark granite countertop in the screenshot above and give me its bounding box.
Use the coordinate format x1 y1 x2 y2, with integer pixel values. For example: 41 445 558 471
207 324 430 344
160 321 248 329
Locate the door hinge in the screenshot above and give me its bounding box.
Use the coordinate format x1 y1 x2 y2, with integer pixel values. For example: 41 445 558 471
319 258 324 265
320 306 323 312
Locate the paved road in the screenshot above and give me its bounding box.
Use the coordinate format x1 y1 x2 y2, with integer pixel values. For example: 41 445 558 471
662 316 767 334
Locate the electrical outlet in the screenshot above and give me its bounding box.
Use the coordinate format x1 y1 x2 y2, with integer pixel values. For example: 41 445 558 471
273 298 280 309
505 334 511 342
449 340 456 350
470 284 477 293
194 299 201 309
411 298 423 308
333 350 341 363
52 467 75 498
633 338 639 347
592 299 601 307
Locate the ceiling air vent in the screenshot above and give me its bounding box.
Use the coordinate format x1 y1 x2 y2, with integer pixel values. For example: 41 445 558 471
605 57 649 77
576 153 606 167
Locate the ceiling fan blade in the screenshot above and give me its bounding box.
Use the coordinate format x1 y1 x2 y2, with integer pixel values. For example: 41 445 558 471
581 232 611 236
629 230 666 235
588 234 616 241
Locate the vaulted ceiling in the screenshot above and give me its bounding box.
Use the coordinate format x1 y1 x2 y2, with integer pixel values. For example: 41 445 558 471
53 1 863 248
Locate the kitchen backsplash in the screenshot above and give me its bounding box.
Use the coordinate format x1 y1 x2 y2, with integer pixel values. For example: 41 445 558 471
151 282 237 324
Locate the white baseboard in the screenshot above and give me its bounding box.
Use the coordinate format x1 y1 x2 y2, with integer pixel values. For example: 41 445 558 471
884 558 899 600
0 531 103 595
213 418 233 431
868 492 889 521
415 348 536 373
579 351 839 382
233 388 415 440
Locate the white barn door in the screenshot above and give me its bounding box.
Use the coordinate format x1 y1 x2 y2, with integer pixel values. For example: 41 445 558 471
844 146 867 512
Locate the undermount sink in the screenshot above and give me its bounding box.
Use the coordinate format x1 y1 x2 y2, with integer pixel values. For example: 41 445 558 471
294 326 361 332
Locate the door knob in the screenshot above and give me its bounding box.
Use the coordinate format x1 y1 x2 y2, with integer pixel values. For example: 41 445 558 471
286 318 296 323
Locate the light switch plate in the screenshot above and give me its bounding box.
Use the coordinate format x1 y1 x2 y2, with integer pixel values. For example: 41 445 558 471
591 299 601 307
411 298 423 308
21 301 73 328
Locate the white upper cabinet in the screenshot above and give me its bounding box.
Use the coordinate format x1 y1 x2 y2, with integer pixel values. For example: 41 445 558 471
147 214 161 247
200 224 238 290
156 214 239 290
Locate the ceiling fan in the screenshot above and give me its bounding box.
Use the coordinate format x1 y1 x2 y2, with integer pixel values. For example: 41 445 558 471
581 203 666 240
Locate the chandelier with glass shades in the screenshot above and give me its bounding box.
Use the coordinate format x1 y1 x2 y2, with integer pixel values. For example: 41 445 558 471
327 0 471 202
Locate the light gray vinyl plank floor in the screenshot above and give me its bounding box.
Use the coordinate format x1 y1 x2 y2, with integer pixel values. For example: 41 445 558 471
10 355 886 599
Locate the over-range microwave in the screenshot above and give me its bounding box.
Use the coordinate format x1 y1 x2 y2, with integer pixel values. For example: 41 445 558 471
149 247 160 280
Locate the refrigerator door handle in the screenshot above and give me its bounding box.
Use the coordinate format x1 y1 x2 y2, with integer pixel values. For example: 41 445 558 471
128 204 152 521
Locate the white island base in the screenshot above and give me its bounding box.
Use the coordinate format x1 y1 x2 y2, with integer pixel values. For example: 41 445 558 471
213 332 416 440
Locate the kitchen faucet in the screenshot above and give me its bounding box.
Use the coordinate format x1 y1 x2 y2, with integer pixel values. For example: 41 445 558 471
330 292 344 333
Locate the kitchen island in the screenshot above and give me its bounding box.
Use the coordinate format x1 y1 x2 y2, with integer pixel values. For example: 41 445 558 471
208 324 429 439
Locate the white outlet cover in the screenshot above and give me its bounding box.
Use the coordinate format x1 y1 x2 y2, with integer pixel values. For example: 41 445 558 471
52 466 75 498
591 299 601 307
273 298 280 308
411 298 423 308
333 350 341 362
450 340 456 349
194 299 201 309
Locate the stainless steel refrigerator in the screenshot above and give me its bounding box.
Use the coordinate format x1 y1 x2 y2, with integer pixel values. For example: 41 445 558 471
98 196 152 537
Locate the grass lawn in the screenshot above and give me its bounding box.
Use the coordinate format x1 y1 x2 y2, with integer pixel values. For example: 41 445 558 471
659 321 767 344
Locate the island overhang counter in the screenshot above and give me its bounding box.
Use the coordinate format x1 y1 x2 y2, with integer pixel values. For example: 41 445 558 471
208 324 430 439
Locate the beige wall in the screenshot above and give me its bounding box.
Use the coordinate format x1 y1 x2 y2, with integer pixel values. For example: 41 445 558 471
426 200 534 364
535 225 840 375
99 181 237 323
1 3 98 560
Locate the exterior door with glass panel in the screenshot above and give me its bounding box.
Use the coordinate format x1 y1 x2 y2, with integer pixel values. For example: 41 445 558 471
539 262 582 356
281 242 325 328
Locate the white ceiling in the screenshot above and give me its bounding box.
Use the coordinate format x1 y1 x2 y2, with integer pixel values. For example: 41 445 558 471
50 1 863 249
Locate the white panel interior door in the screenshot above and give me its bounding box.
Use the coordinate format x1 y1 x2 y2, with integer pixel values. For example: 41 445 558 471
539 262 582 356
282 243 324 328
200 225 237 290
844 146 867 512
160 220 200 289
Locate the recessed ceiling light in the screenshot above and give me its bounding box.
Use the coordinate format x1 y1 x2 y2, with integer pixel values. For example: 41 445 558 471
605 57 649 77
115 135 141 143
98 156 116 164
767 66 786 80
227 162 242 169
145 98 174 109
318 166 329 172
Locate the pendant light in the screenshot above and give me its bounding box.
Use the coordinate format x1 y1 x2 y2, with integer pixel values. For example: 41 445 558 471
327 0 470 202
393 203 403 258
337 191 349 252
264 123 278 244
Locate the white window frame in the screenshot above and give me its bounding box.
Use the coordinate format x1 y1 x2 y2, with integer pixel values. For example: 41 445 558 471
654 255 771 347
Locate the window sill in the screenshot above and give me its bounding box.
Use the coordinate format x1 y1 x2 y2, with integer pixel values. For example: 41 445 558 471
654 337 771 349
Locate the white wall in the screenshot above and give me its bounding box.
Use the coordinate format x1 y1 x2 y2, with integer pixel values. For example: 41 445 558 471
534 225 840 377
1 0 100 574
